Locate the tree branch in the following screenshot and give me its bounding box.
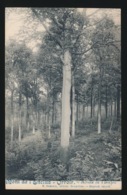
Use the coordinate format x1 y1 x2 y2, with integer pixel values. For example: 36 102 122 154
31 8 62 48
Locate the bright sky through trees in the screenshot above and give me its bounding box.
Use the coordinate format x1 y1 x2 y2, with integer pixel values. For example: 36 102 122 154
5 8 120 53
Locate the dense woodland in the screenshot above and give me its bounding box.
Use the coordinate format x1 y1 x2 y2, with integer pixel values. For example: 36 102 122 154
5 8 121 181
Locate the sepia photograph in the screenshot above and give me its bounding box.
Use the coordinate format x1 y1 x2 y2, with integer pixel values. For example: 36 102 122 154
5 8 121 190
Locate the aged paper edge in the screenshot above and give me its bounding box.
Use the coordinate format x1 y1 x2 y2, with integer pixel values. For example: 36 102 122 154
5 181 122 190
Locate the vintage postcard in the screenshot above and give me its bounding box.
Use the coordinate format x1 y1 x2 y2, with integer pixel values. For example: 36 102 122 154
5 8 121 190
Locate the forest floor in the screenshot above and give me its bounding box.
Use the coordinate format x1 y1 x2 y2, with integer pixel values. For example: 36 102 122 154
6 128 121 181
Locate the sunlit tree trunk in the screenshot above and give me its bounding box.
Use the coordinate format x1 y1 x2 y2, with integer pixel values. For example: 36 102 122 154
60 50 71 150
87 104 88 118
32 112 35 134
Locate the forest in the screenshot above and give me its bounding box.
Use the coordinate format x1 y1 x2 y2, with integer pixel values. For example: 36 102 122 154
5 8 121 181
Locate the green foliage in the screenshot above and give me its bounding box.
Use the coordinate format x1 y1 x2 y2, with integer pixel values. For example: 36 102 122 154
6 129 121 181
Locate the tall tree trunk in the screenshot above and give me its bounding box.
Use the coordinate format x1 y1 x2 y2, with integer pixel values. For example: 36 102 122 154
32 112 35 134
91 84 93 119
110 90 113 117
114 99 117 117
105 84 108 119
76 93 79 128
93 95 95 117
117 85 120 121
111 102 112 117
82 105 85 120
47 111 51 139
18 93 22 142
47 66 52 139
87 104 88 118
97 68 102 134
10 90 14 147
60 50 71 151
54 102 57 124
98 101 101 134
26 96 29 131
52 95 55 126
47 91 51 139
71 73 76 138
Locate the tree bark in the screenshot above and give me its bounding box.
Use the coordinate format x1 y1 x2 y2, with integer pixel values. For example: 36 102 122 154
18 93 22 142
26 96 29 131
32 112 35 134
76 93 79 128
52 95 55 126
71 73 76 138
47 91 51 139
60 50 71 150
87 104 88 118
97 68 102 134
117 85 120 121
105 84 108 119
10 90 14 147
114 99 117 117
110 91 113 117
91 82 93 119
83 105 85 120
98 102 101 134
47 111 51 139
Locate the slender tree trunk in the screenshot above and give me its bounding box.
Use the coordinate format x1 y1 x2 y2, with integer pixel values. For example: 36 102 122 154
18 93 22 142
47 92 51 139
98 68 102 134
26 96 29 131
54 102 57 124
76 93 79 128
109 103 114 134
82 105 85 120
32 112 35 134
87 104 88 118
47 66 52 139
110 91 113 117
105 84 108 119
114 99 117 117
10 90 14 147
91 85 93 119
117 85 120 121
32 115 35 134
45 112 47 127
71 73 76 138
78 104 80 120
47 111 51 139
93 95 95 117
60 50 71 151
111 102 112 117
52 96 55 126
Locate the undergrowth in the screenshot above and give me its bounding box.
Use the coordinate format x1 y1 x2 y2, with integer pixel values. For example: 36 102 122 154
5 127 121 181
